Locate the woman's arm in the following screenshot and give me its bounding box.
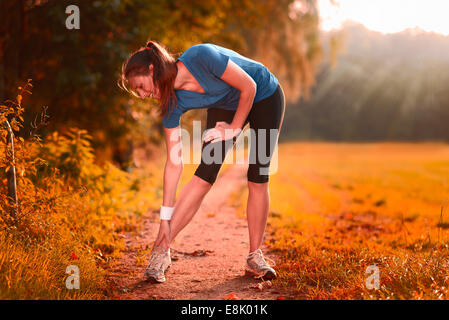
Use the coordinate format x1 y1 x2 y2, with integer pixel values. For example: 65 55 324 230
163 126 183 206
220 59 257 129
204 59 257 143
153 126 183 249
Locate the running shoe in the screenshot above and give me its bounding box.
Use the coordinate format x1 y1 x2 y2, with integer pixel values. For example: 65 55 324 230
246 249 277 279
144 246 171 283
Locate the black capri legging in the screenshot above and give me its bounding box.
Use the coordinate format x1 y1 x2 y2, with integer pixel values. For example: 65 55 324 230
194 84 285 184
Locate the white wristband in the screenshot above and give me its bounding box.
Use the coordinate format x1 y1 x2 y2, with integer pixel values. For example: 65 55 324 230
160 205 174 220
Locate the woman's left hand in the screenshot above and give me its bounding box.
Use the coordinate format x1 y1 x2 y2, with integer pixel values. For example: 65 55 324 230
204 121 242 144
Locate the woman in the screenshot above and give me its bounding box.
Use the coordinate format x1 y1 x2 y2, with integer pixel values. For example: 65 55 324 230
119 41 285 283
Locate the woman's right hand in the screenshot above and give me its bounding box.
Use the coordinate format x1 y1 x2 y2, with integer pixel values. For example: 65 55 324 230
155 219 171 250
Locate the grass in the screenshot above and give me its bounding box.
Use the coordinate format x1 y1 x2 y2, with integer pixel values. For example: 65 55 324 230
0 83 237 300
0 122 165 299
230 142 449 300
0 157 164 299
4 111 447 300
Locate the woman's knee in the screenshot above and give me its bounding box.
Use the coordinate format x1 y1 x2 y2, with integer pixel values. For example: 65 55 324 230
247 164 270 184
247 179 269 195
192 174 214 189
193 168 219 186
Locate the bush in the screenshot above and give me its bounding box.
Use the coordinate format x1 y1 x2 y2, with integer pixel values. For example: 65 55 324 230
0 80 160 299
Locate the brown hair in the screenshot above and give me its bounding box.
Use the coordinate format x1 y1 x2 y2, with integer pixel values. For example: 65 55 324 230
118 41 178 117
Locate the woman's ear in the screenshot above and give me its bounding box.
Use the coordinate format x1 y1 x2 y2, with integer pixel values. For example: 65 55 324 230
148 64 154 73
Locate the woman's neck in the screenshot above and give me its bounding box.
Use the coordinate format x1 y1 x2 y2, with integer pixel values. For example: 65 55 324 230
173 60 188 91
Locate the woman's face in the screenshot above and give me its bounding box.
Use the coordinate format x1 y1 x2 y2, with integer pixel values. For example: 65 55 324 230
128 65 159 100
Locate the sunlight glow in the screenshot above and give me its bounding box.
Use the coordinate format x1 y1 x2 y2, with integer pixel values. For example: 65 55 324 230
319 0 449 35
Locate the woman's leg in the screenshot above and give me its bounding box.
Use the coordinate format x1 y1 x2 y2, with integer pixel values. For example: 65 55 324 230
165 108 243 248
146 175 212 282
247 181 270 252
246 85 285 253
165 175 212 246
154 176 212 250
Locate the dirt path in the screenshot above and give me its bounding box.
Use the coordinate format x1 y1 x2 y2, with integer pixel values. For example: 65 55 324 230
109 163 292 300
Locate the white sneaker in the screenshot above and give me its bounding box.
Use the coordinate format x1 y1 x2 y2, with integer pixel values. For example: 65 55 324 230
144 246 171 283
246 249 277 279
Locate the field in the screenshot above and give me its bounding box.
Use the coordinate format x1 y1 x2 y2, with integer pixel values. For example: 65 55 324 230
3 135 449 300
232 142 449 299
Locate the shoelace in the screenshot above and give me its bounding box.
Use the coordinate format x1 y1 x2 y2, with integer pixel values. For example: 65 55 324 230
148 256 166 273
147 247 169 272
248 250 276 268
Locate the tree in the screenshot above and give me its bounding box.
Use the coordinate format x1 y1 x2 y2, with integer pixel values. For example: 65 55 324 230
0 0 323 166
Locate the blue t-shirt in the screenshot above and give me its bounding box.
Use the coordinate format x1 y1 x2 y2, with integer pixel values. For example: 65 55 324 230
162 43 279 128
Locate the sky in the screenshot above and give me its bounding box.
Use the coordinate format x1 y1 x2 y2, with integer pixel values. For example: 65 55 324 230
318 0 449 35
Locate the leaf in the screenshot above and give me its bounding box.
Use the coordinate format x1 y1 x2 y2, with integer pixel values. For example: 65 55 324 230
224 292 239 300
17 95 22 105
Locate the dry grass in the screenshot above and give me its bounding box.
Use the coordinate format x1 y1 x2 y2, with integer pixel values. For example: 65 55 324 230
0 84 164 299
231 142 449 300
0 82 235 300
0 152 162 299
